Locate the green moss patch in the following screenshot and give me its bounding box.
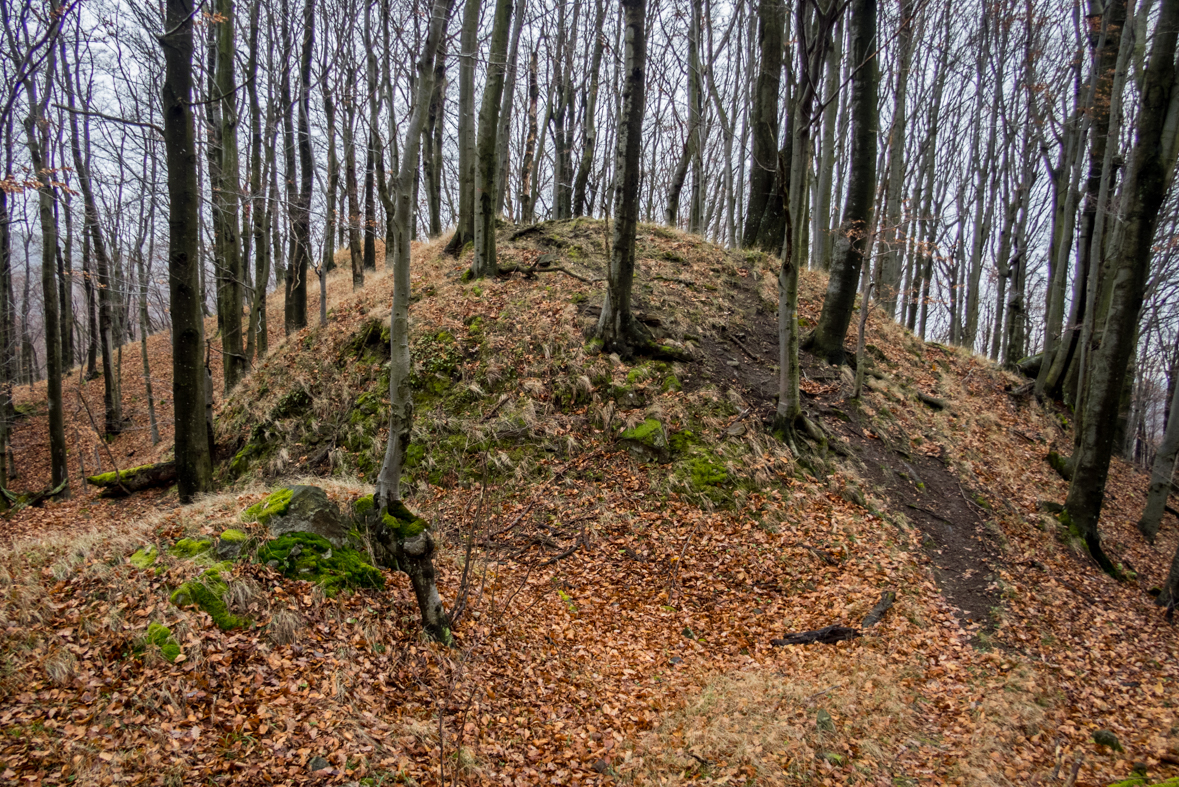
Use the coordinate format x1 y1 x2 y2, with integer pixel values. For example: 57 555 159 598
169 537 214 559
170 565 249 630
687 456 729 489
129 545 158 569
243 488 294 526
219 528 249 544
145 622 182 663
353 494 375 517
383 500 429 540
256 533 384 596
86 464 156 487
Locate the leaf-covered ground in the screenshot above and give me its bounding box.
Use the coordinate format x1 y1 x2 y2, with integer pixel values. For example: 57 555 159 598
1 221 1176 786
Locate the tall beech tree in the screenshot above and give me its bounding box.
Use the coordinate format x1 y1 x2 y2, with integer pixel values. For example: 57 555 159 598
161 0 213 502
445 0 480 255
60 41 124 435
373 0 457 644
212 0 247 391
806 0 877 365
596 0 649 357
1064 0 1179 575
471 0 514 278
23 58 68 496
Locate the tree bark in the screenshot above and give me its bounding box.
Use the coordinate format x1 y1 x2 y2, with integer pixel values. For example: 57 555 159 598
1064 0 1179 576
595 0 649 357
375 0 456 644
806 0 876 365
161 0 214 503
471 0 514 278
445 0 481 255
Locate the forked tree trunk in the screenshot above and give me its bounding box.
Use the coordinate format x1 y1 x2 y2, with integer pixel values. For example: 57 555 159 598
806 0 877 365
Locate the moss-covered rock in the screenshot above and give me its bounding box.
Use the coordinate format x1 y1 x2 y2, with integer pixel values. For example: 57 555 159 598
619 418 669 462
219 528 249 544
169 537 214 559
243 488 295 525
245 485 349 547
129 545 158 569
256 532 384 596
271 387 312 419
145 622 182 662
215 528 252 560
170 565 249 630
686 456 729 489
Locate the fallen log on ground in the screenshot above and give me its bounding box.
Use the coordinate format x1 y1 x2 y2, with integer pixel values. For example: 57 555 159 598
771 590 897 646
86 462 177 497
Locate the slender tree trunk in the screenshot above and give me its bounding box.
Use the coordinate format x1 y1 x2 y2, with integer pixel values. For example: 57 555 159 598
471 0 514 278
596 0 650 357
344 104 364 289
61 52 123 435
214 0 246 391
445 0 481 254
519 49 540 223
806 0 877 365
573 0 606 218
245 0 268 364
423 35 448 238
876 0 913 317
375 0 456 643
24 42 69 496
742 0 783 248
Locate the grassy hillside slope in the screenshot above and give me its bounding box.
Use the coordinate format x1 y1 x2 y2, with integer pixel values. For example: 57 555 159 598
0 219 1176 786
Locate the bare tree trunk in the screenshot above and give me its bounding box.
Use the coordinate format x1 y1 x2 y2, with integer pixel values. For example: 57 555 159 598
284 0 314 334
742 0 783 248
213 0 246 391
806 0 876 366
573 0 606 218
875 0 913 318
61 48 123 434
375 0 456 643
596 0 650 357
471 0 514 278
445 0 481 254
245 0 268 364
519 49 540 223
161 0 213 502
1065 0 1179 576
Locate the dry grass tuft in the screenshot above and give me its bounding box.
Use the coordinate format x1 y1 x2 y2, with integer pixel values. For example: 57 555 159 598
266 608 305 646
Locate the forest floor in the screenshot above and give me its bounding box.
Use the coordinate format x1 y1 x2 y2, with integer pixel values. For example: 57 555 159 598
0 220 1176 786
